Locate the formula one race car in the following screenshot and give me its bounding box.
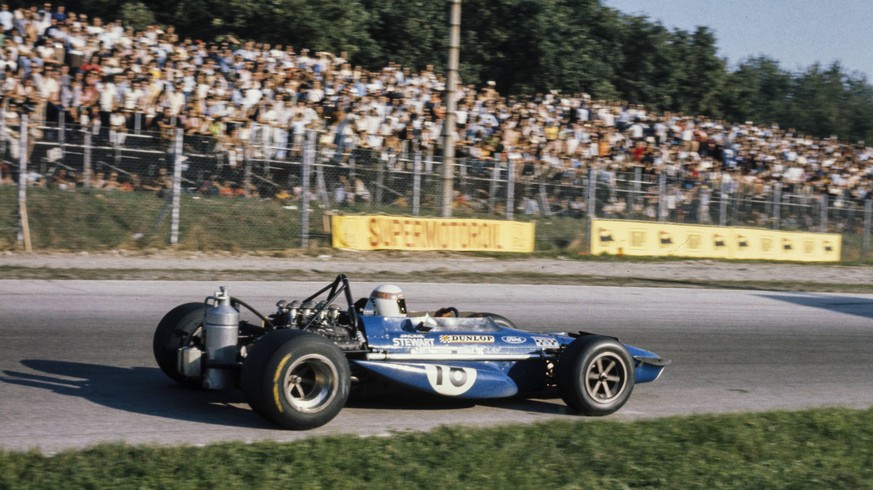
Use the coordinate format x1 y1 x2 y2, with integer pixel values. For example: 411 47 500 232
153 275 669 429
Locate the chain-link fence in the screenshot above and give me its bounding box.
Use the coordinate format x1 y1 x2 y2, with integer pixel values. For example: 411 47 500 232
2 113 872 259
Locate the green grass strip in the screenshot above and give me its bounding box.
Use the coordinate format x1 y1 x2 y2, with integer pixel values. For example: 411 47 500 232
1 408 871 489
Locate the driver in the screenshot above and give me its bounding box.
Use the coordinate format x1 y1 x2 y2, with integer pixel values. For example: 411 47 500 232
363 284 407 317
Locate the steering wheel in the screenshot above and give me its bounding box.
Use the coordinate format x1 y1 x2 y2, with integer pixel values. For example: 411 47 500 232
435 306 459 318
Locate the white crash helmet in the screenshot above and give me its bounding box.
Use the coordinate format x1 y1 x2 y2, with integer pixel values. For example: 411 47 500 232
365 284 407 317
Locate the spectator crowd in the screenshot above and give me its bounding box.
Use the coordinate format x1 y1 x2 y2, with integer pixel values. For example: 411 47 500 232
1 2 872 229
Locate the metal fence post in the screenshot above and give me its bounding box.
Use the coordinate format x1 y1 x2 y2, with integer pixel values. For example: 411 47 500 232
348 144 357 186
699 185 712 224
538 175 551 217
458 156 468 198
489 159 500 214
719 180 728 226
17 113 32 252
773 182 782 230
631 166 642 219
375 155 385 205
170 129 183 245
657 172 666 222
425 146 434 174
0 100 6 160
863 199 872 259
587 166 596 220
412 145 422 216
0 98 9 164
301 130 313 248
114 134 123 170
58 110 65 159
314 136 329 207
820 194 829 233
243 143 252 197
83 129 92 188
506 158 515 220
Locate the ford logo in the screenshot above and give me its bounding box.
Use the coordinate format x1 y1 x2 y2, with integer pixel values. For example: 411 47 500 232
501 336 527 344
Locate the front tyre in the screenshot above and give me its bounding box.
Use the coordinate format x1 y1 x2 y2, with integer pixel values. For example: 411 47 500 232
241 330 350 430
153 302 206 388
557 336 634 416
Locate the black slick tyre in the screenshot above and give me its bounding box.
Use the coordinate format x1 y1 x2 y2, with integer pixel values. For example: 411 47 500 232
557 335 634 416
241 329 350 430
153 302 207 388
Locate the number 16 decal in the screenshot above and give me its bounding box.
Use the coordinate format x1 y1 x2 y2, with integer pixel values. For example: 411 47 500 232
424 364 477 396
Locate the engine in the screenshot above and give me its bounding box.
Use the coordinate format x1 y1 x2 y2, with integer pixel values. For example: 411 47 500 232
271 299 361 348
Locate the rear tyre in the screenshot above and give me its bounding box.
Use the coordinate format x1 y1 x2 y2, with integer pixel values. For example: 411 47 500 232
153 302 206 388
557 336 634 416
241 330 350 430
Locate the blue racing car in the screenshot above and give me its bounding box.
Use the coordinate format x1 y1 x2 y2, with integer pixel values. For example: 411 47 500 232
153 274 669 429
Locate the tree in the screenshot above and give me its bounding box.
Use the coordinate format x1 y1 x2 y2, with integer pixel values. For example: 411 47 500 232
612 15 675 110
719 56 793 125
121 1 156 31
669 26 725 116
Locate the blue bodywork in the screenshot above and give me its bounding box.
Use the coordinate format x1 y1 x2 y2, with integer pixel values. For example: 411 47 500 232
351 315 668 399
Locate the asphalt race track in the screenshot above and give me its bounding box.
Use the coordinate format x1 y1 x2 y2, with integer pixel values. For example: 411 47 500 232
2 280 872 454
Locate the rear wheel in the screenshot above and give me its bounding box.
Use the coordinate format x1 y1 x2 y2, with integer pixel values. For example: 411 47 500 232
241 330 350 430
557 336 634 416
153 302 206 388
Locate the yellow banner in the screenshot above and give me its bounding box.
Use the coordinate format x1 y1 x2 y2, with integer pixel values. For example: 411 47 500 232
332 215 536 252
590 219 841 262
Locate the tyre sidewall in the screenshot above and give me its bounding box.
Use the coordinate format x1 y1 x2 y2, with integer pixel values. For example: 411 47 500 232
242 330 350 430
558 336 635 416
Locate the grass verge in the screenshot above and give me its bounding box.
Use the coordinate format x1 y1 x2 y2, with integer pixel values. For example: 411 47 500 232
1 407 871 489
4 187 873 261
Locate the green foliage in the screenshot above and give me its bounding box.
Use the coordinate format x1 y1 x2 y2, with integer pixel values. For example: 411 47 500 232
120 1 156 32
3 187 873 262
0 187 305 251
1 408 872 488
719 56 793 125
359 0 445 70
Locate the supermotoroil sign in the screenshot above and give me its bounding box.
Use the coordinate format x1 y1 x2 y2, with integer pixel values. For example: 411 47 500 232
331 215 535 252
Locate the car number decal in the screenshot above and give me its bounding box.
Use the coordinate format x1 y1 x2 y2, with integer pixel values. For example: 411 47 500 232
424 364 477 396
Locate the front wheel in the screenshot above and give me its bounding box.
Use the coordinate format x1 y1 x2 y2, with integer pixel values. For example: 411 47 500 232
241 330 350 430
557 336 634 416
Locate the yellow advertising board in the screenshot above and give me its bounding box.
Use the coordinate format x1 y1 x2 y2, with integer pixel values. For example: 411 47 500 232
332 215 536 253
590 219 841 262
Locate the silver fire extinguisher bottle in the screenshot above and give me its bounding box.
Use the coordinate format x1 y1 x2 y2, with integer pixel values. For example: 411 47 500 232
203 287 239 389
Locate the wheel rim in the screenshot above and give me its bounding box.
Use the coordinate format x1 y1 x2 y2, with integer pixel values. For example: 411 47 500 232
584 352 628 404
281 354 338 413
